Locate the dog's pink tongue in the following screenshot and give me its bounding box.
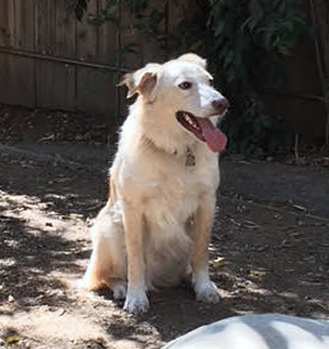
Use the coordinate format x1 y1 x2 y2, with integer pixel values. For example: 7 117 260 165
198 118 227 153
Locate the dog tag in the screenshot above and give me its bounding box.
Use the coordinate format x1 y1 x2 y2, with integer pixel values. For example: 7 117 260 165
185 147 196 167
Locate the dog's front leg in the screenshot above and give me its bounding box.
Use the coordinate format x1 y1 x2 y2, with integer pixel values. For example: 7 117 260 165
122 202 149 314
192 196 220 303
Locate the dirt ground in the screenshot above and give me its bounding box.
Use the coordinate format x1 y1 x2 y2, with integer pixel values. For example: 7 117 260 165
0 106 329 348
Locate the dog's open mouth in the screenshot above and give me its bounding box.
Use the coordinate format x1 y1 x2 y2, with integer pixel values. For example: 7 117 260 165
176 111 227 153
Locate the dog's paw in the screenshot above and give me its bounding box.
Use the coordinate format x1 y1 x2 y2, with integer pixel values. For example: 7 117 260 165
112 281 127 300
195 280 220 304
123 291 149 314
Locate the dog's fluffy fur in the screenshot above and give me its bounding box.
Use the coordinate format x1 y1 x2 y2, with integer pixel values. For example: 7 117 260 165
82 53 228 314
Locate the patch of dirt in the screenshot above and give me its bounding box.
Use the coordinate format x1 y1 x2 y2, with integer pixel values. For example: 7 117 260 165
0 104 112 144
0 105 328 348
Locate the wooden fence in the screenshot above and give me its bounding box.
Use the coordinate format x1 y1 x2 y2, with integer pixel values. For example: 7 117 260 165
0 0 179 125
0 1 327 143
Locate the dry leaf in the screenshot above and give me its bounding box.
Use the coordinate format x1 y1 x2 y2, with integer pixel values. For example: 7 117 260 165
5 335 21 345
211 257 225 269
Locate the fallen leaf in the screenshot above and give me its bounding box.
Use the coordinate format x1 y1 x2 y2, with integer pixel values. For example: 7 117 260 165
38 134 55 143
249 270 266 279
243 220 260 229
292 204 307 212
211 257 225 269
5 335 21 345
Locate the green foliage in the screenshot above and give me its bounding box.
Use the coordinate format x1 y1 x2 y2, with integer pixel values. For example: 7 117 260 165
72 0 308 156
205 0 307 155
208 0 306 89
220 96 291 156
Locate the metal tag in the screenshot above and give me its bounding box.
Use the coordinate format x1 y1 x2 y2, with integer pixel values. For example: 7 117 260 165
185 147 196 167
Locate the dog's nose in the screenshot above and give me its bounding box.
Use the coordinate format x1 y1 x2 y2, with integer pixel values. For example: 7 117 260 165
212 98 229 114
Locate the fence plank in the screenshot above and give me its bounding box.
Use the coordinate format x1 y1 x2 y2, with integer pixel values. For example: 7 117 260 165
6 0 16 48
53 0 76 109
94 0 118 120
35 0 75 110
76 1 116 117
35 0 57 108
98 0 118 65
76 1 99 61
0 0 35 107
55 0 76 58
0 0 9 46
120 6 142 70
13 0 35 106
0 0 11 105
117 1 168 121
14 0 34 50
140 0 167 64
76 68 117 118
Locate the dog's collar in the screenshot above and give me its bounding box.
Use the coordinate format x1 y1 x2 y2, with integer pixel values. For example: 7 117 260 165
141 135 196 167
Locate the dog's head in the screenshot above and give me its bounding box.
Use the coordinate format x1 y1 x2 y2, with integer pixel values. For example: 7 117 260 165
119 53 228 153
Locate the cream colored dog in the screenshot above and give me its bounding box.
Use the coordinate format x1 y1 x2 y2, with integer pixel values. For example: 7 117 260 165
82 53 229 314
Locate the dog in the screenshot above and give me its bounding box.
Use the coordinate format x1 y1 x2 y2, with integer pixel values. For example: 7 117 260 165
163 314 329 348
82 53 229 314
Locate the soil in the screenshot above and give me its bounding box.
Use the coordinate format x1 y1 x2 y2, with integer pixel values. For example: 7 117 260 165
0 105 328 348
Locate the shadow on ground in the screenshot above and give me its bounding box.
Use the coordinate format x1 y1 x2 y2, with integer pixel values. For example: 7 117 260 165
0 213 86 307
0 143 328 348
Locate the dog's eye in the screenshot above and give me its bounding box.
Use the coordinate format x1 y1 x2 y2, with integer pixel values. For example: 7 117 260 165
178 81 192 90
209 79 214 86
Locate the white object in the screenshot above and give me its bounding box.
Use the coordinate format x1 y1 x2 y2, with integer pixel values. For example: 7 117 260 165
164 314 329 349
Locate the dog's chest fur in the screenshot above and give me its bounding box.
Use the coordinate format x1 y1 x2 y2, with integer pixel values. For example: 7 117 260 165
114 138 219 231
150 151 218 227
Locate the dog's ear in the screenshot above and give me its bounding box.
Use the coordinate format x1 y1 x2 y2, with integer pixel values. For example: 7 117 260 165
118 63 161 102
177 53 207 69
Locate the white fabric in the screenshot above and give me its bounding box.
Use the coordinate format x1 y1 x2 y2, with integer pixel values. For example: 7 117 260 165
163 314 329 349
